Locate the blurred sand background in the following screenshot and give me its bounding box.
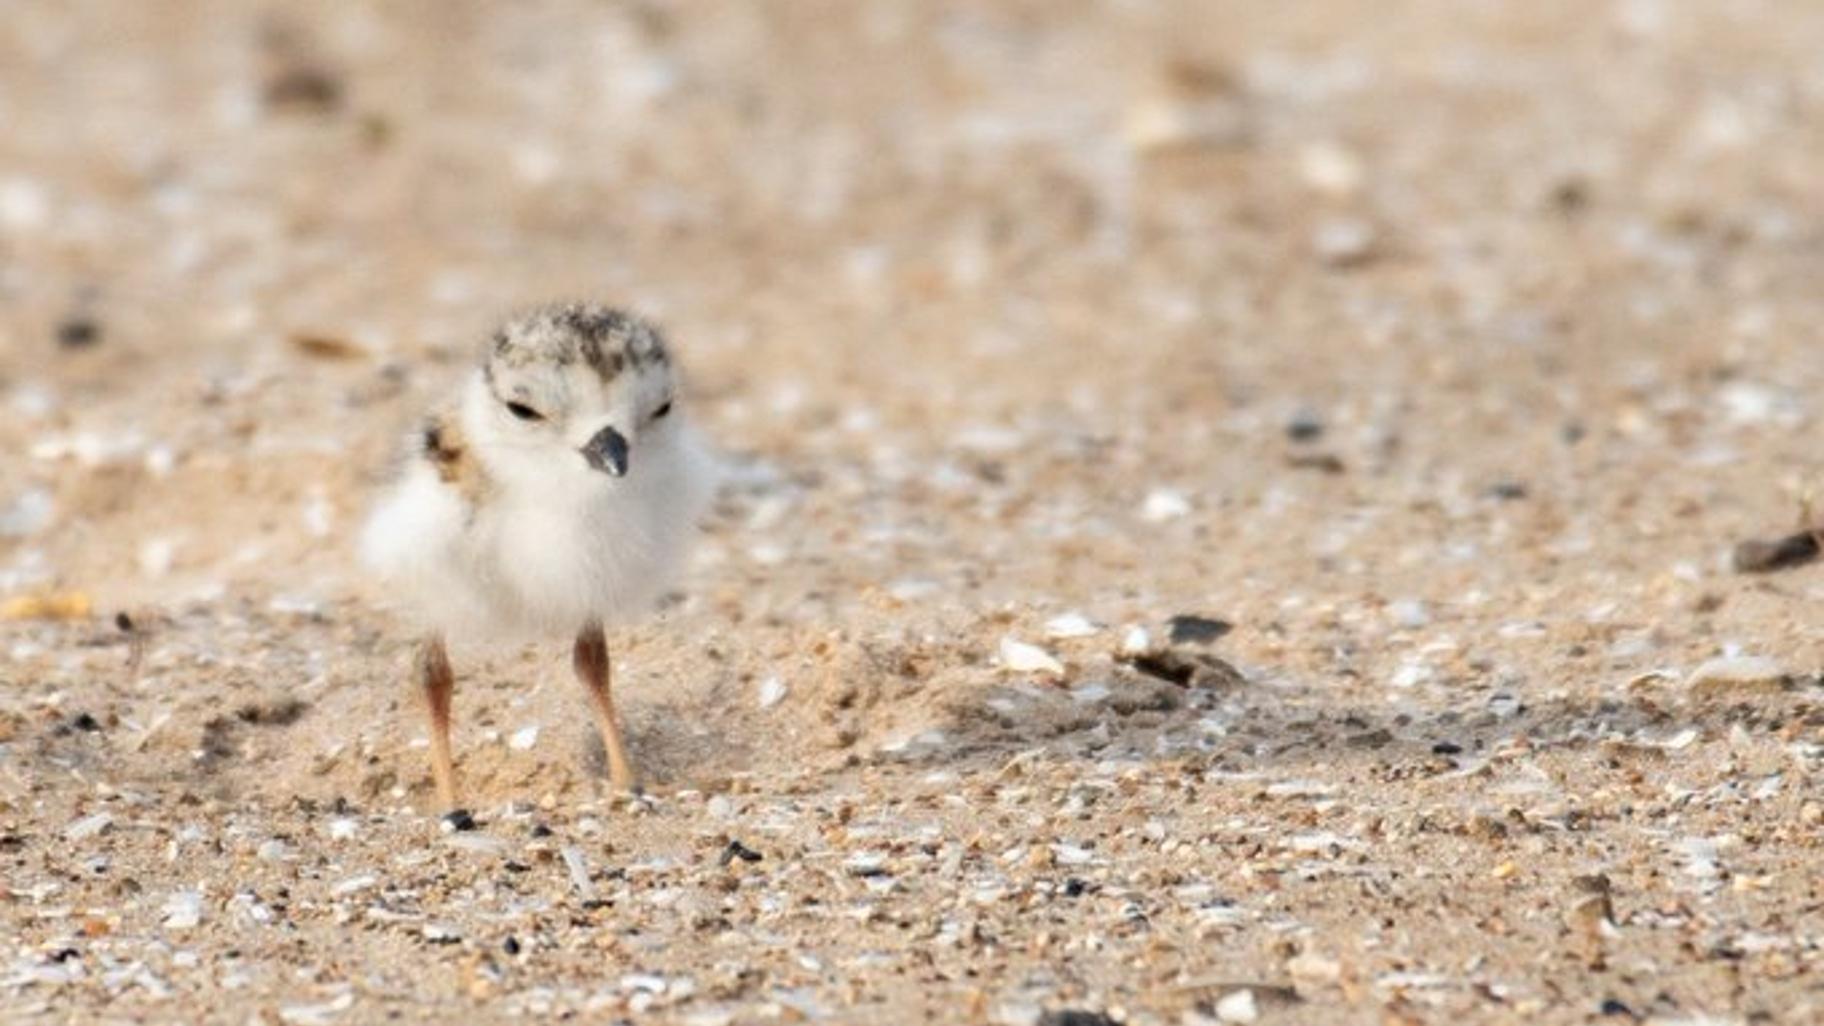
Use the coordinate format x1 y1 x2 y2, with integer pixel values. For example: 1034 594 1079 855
2 1 1823 1023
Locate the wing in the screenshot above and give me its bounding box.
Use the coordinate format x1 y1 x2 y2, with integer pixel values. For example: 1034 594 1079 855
359 411 491 581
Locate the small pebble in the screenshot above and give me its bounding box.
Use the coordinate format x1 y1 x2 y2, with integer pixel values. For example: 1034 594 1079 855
1141 489 1192 522
64 813 113 841
0 488 54 538
56 713 102 735
1044 612 1099 639
1167 614 1232 644
1389 661 1432 688
1038 1012 1118 1026
443 833 509 856
1388 599 1430 629
718 839 763 866
560 846 593 897
1313 218 1376 267
331 875 377 897
757 676 788 709
441 809 478 833
1286 451 1347 474
265 64 344 113
55 316 101 349
1297 140 1363 196
1488 693 1524 719
1215 988 1258 1024
1285 409 1325 442
162 890 204 931
1485 480 1529 501
843 851 889 877
1286 951 1342 985
1732 531 1819 573
1069 683 1112 704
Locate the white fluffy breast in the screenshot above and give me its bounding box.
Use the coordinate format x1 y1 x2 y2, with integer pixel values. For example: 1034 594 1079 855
360 421 717 643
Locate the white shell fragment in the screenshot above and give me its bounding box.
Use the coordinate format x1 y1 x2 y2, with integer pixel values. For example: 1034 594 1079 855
64 812 113 841
1313 218 1377 266
997 637 1065 676
757 675 789 709
1215 988 1259 1024
1043 612 1099 639
1686 655 1784 689
162 890 204 931
561 846 594 898
1141 489 1192 522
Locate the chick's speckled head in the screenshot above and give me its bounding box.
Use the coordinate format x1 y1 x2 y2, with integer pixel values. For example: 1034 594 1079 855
474 303 679 477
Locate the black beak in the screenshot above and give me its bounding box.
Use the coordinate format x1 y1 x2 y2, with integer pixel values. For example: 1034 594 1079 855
580 426 630 477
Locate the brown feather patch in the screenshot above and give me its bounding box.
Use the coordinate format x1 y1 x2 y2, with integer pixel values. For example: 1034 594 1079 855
419 414 490 506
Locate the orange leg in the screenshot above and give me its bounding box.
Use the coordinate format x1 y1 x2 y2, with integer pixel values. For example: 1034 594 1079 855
574 621 639 794
415 634 458 809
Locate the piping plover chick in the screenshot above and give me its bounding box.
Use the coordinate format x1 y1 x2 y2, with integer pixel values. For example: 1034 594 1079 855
361 303 716 808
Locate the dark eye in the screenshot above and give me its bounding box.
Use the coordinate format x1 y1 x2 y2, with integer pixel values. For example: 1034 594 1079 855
651 400 673 421
505 401 544 422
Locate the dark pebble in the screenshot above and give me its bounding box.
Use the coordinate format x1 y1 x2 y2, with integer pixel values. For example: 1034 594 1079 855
55 317 100 349
1125 649 1246 690
54 713 102 736
48 948 81 964
718 839 763 867
441 809 477 832
1286 452 1347 474
115 612 134 632
1599 998 1637 1018
1732 531 1820 573
1286 410 1325 442
503 936 522 956
1431 741 1463 756
264 66 344 112
529 823 553 839
1039 1011 1119 1026
235 699 309 726
1167 615 1233 645
1062 877 1089 898
1488 693 1524 718
1552 177 1591 213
